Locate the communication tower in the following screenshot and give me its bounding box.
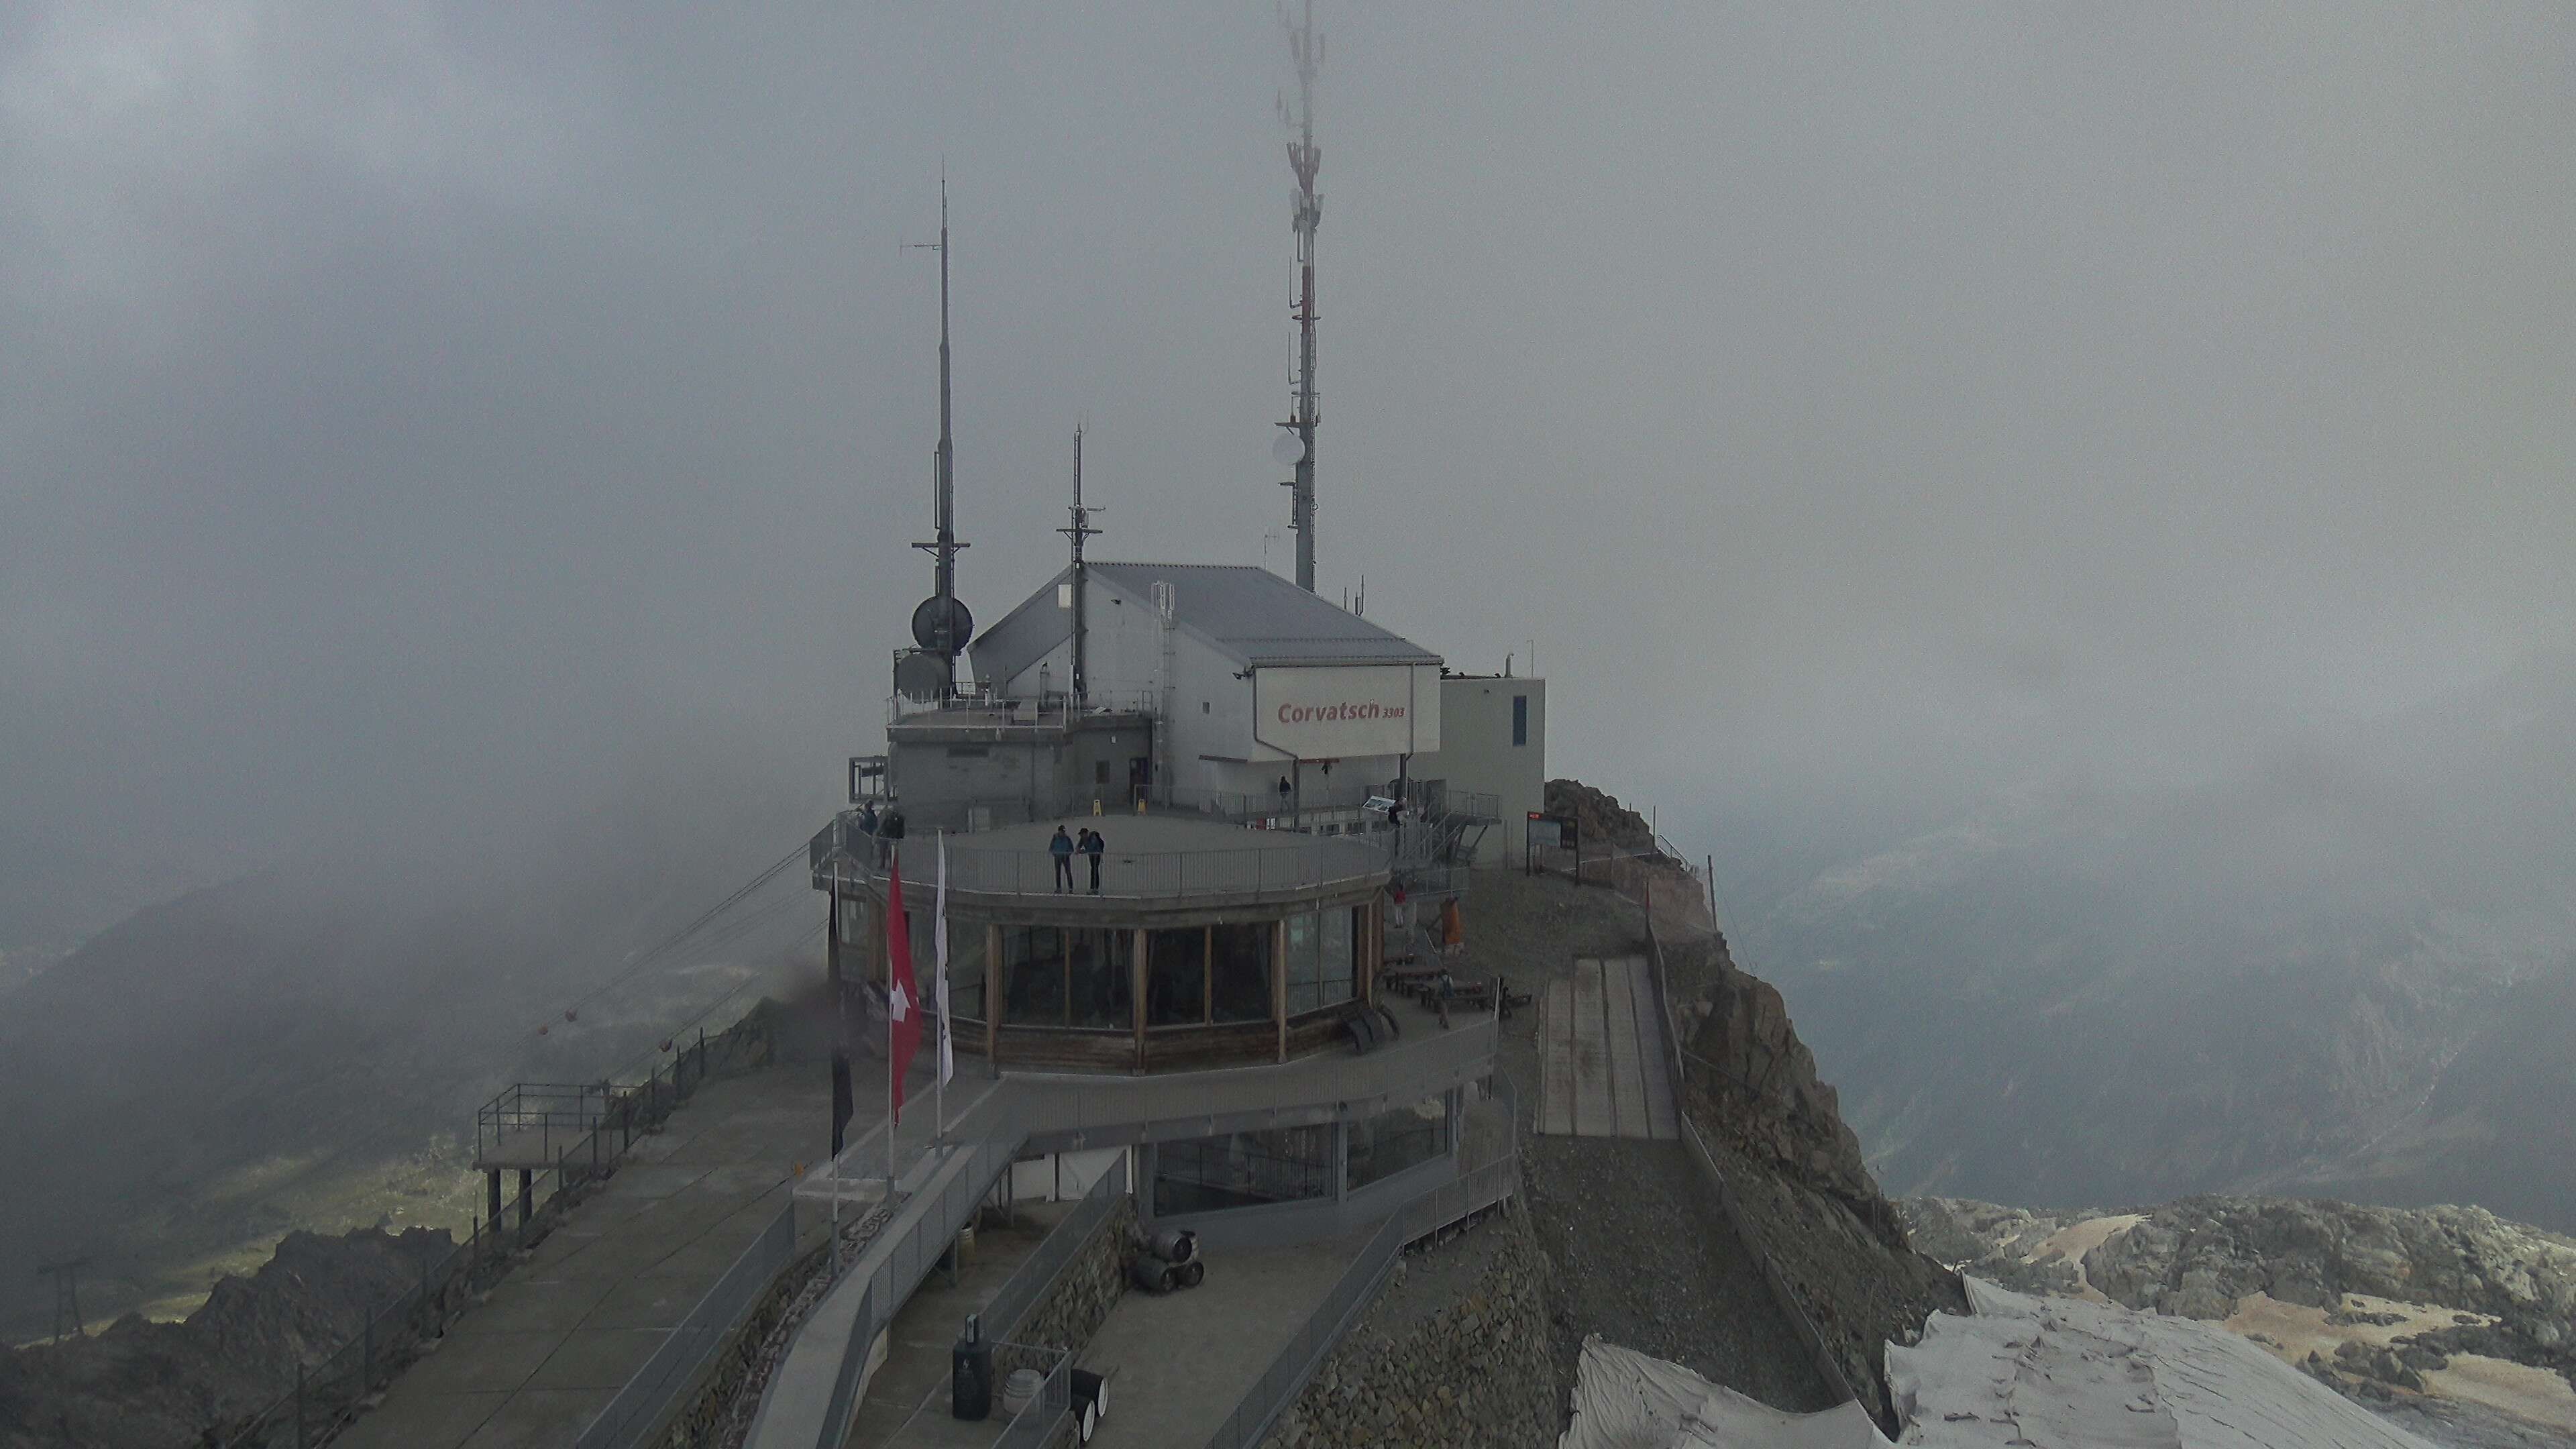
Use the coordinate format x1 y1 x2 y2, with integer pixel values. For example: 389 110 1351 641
1059 427 1105 705
1278 0 1325 594
904 177 971 698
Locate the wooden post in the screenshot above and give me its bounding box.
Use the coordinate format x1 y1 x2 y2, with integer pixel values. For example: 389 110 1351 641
1273 918 1290 1063
1131 929 1148 1073
1362 899 1380 1006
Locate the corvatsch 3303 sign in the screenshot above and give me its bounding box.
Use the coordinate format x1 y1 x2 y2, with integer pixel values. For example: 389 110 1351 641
1252 664 1443 759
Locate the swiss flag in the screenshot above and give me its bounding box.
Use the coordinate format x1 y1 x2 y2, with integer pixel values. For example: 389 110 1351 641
883 854 922 1126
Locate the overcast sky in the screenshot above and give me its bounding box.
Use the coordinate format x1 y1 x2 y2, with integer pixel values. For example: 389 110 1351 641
5 2 2571 938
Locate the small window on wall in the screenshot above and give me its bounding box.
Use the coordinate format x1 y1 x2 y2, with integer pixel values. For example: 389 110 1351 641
1513 694 1529 747
1146 928 1206 1026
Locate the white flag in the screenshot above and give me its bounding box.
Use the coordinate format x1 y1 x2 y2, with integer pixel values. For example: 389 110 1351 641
934 831 954 1086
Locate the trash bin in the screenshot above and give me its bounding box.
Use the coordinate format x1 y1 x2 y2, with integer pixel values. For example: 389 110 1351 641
951 1317 994 1421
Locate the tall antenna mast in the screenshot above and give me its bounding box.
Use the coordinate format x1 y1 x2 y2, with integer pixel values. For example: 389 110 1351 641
907 175 970 694
1279 0 1324 593
1060 426 1104 706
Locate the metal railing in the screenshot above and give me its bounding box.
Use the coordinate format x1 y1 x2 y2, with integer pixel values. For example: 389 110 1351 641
890 688 1160 728
1640 879 1861 1413
1010 1015 1499 1151
223 1028 748 1448
982 1155 1131 1342
813 827 1389 902
989 1342 1075 1449
1201 1079 1522 1449
570 1201 798 1449
218 1183 543 1447
804 1129 1026 1449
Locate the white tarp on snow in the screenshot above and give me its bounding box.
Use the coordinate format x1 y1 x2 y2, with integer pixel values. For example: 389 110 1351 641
1558 1280 2437 1449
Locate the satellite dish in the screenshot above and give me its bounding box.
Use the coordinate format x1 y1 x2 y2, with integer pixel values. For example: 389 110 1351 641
1271 429 1307 467
910 594 975 654
893 651 948 702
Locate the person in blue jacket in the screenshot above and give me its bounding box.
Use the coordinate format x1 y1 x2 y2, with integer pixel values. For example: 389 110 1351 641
1049 825 1076 893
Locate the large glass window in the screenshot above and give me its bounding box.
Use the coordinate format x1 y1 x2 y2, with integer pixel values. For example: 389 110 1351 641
1003 927 1069 1026
1152 1125 1336 1215
1068 928 1132 1030
1348 1095 1450 1190
997 926 1131 1028
1146 928 1206 1026
1285 908 1359 1015
1210 922 1272 1024
945 920 987 1021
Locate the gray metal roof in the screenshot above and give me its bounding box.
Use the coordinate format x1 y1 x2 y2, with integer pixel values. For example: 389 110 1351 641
969 561 1440 687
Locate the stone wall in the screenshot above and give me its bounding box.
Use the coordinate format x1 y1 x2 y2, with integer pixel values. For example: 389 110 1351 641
1008 1196 1139 1354
649 1238 833 1449
1258 1210 1558 1449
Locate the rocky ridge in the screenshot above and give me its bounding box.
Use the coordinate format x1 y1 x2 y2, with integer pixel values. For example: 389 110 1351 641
0 1227 452 1449
1906 1193 2576 1446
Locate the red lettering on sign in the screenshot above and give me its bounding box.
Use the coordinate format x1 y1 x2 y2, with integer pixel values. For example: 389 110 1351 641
1274 700 1407 725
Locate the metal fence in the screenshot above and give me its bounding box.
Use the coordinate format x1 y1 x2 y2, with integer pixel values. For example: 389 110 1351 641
222 1028 746 1448
219 1187 543 1448
805 1129 1026 1449
1200 1081 1523 1449
1640 887 1860 1413
982 1154 1131 1342
822 834 1390 903
989 1342 1075 1449
569 1201 798 1449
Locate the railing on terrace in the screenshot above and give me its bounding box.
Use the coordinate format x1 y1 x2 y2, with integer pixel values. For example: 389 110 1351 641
888 688 1159 729
1202 1075 1523 1449
225 1027 747 1448
570 1201 798 1449
810 829 1389 902
981 1155 1131 1341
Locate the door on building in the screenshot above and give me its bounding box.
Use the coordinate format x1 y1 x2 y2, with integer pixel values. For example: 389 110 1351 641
1128 756 1150 806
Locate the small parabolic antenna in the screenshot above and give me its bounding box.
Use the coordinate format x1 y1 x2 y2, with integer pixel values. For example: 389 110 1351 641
893 651 949 702
1271 429 1307 467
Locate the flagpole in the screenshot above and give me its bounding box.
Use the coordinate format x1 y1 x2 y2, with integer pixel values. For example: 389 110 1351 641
889 854 899 1201
935 830 947 1145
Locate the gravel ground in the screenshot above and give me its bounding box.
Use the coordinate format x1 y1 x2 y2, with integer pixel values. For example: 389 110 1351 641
1468 869 1838 1414
1521 1134 1836 1411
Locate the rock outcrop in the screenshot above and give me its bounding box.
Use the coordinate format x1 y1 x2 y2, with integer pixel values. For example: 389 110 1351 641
1664 927 1966 1430
0 1226 452 1449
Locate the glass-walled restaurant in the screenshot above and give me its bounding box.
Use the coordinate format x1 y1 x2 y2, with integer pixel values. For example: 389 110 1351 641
906 900 1382 1072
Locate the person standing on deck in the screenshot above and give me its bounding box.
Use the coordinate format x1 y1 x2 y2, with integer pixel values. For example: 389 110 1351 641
1081 827 1106 894
1049 825 1076 893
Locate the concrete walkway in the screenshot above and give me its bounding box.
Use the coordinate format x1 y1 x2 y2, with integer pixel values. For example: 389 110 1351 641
1538 956 1677 1139
858 1200 1074 1449
339 1065 838 1449
1077 1234 1362 1448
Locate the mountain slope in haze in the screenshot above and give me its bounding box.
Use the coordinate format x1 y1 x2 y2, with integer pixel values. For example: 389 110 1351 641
0 754 834 1342
1739 655 2576 1231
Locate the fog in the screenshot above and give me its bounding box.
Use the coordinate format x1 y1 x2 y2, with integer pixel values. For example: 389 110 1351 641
5 5 2572 966
10 3 2565 938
